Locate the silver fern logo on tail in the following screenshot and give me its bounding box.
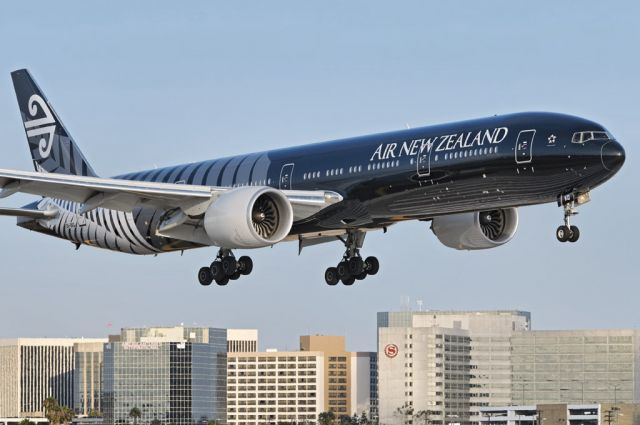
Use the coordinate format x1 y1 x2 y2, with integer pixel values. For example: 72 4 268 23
23 94 56 158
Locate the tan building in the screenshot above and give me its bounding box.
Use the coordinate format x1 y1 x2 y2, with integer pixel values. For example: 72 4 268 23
227 335 376 425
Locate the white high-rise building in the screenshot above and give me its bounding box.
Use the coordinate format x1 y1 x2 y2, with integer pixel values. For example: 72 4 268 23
377 310 531 425
0 338 106 421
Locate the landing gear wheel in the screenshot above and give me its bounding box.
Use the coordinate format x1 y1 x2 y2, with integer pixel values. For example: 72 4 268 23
325 267 339 286
216 276 229 286
569 225 580 242
336 261 350 280
342 276 356 286
365 256 379 275
198 267 213 286
348 257 364 275
230 271 241 281
556 225 571 242
222 256 237 276
238 256 253 275
355 272 367 281
210 261 225 280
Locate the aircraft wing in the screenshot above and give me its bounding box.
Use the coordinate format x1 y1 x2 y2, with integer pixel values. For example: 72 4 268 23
0 168 342 220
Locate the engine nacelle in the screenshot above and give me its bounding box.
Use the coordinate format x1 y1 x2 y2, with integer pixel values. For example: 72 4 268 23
204 186 294 249
431 208 518 250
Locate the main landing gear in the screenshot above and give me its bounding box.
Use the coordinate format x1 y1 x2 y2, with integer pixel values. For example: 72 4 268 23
198 249 253 286
324 231 379 286
555 192 589 243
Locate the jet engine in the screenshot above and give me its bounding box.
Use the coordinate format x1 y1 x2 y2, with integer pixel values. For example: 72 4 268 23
431 208 518 250
204 186 294 249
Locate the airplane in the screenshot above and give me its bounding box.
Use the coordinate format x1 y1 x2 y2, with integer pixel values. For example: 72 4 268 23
0 69 625 287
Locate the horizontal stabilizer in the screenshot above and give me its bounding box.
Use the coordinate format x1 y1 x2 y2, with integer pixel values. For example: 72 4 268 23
0 206 58 219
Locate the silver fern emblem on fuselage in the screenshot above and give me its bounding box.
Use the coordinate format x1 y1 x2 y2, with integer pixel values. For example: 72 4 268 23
23 94 56 159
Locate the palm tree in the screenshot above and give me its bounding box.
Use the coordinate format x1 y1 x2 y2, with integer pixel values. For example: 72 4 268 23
319 411 336 425
61 407 74 425
44 397 62 425
129 407 142 425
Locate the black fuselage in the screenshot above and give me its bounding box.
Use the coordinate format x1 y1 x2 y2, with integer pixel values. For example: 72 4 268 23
23 112 625 254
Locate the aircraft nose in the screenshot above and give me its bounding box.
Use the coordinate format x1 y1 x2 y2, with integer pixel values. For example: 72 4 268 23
601 140 625 172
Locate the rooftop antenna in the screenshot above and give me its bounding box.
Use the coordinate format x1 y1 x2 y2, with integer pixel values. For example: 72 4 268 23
417 299 424 312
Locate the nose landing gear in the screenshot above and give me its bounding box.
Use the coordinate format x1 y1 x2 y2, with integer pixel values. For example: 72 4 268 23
556 192 589 243
324 231 379 286
198 249 253 286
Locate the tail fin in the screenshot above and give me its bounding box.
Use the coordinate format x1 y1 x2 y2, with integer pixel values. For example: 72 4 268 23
11 69 98 177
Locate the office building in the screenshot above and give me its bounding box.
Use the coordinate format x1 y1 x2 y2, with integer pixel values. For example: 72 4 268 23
479 403 640 425
0 338 106 420
377 310 531 425
73 341 105 416
511 329 640 405
378 311 640 425
227 335 377 425
102 326 227 425
228 329 259 353
228 349 325 425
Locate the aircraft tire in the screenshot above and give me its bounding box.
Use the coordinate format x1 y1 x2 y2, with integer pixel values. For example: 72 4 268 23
569 225 580 242
365 256 380 275
556 226 570 242
325 267 339 286
198 267 213 286
238 256 253 275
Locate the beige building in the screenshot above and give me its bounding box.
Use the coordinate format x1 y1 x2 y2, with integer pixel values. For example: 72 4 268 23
228 329 259 353
227 335 376 425
0 338 106 420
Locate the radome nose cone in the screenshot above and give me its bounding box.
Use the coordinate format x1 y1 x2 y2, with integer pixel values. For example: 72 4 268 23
601 141 626 172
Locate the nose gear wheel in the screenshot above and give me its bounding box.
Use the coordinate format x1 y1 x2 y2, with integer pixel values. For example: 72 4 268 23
556 193 583 243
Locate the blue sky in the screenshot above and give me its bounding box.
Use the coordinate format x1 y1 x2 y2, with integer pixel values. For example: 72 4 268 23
0 1 638 351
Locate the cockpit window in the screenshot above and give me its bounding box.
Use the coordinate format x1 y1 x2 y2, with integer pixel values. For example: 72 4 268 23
571 131 611 144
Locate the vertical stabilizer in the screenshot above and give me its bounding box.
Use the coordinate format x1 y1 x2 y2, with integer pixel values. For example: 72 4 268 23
11 69 97 177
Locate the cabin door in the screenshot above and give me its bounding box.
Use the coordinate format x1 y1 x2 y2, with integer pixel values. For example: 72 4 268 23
416 140 431 177
279 163 294 190
515 130 536 164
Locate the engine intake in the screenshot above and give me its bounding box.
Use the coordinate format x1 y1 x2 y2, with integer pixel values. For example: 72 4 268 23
204 187 293 249
431 208 518 250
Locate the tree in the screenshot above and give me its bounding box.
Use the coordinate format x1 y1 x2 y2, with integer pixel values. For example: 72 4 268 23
19 419 35 425
44 397 62 425
358 412 369 425
61 407 74 425
150 419 162 425
207 420 220 425
129 407 142 425
88 409 103 418
319 411 336 425
339 415 353 425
